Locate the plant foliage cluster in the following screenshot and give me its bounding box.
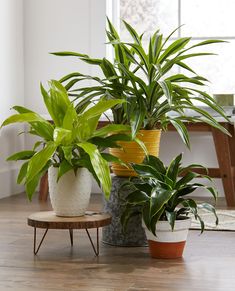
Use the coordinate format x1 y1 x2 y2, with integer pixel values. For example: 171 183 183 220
53 18 229 146
2 81 131 200
120 154 218 234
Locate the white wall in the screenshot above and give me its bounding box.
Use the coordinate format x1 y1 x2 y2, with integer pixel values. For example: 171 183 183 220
23 0 106 114
0 0 223 198
160 132 223 197
23 0 106 193
0 0 25 198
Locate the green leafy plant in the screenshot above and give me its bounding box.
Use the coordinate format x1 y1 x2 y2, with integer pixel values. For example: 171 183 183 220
120 154 218 235
52 18 229 146
1 80 131 200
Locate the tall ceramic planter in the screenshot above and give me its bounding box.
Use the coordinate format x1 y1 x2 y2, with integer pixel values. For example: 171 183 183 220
109 129 161 176
48 167 92 217
144 218 191 259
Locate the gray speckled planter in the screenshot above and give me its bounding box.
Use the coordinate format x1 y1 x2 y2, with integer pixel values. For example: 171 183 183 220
102 176 147 246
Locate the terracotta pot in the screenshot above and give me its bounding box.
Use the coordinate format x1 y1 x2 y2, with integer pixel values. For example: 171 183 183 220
109 129 161 177
48 167 92 217
144 218 191 259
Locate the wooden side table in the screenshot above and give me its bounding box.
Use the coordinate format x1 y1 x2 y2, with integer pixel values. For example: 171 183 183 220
28 211 111 256
39 120 235 206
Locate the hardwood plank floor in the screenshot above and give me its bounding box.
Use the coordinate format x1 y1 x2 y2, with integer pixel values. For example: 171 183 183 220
0 193 235 291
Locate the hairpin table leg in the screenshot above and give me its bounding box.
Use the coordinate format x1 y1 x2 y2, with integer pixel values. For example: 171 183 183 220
85 228 99 256
33 227 49 255
69 229 73 246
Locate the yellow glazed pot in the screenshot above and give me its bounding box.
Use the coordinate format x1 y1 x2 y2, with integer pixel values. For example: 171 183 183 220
109 129 161 177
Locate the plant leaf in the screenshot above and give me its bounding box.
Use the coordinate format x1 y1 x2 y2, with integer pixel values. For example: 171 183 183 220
92 125 131 138
63 104 78 130
41 81 70 127
17 161 29 184
159 37 191 63
166 153 183 184
200 202 219 225
131 163 163 180
125 190 150 204
53 127 72 146
77 142 111 199
101 153 128 167
166 210 177 231
26 173 42 201
57 161 73 182
143 155 166 174
51 51 88 58
62 145 73 164
122 20 141 45
7 150 35 161
150 188 175 218
158 80 173 106
176 172 198 189
149 207 165 235
1 113 47 127
26 142 57 183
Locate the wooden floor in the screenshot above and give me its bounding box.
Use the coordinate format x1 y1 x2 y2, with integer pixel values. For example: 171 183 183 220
0 193 235 291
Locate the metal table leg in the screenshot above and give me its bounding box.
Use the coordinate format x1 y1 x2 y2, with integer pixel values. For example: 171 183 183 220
85 228 99 256
33 227 49 255
33 227 100 256
69 229 73 246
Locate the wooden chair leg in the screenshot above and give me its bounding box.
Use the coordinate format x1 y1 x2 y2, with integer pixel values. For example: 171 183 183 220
212 127 235 206
39 172 49 201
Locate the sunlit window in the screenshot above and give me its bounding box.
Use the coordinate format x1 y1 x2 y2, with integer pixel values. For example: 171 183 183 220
119 0 235 94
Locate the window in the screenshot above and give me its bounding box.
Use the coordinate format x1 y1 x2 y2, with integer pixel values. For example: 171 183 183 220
117 0 235 94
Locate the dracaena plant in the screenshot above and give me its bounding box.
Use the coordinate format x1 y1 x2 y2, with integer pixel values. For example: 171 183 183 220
120 154 218 235
52 18 229 145
1 80 131 200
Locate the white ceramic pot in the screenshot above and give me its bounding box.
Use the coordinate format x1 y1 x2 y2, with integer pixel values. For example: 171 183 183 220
143 218 191 259
48 167 92 217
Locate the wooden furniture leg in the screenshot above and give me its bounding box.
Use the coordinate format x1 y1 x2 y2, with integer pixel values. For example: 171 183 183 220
228 125 235 167
212 127 235 206
39 172 49 201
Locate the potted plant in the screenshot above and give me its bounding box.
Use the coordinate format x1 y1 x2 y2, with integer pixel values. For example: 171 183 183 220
51 19 229 176
1 80 130 216
120 154 218 259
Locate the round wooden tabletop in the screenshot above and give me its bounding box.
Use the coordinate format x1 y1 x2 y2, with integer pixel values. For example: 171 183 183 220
28 211 112 229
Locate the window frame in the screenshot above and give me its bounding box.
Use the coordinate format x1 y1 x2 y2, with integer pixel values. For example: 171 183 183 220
106 0 235 94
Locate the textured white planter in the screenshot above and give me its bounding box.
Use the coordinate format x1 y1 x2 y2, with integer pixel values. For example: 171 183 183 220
48 167 92 217
143 218 191 259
